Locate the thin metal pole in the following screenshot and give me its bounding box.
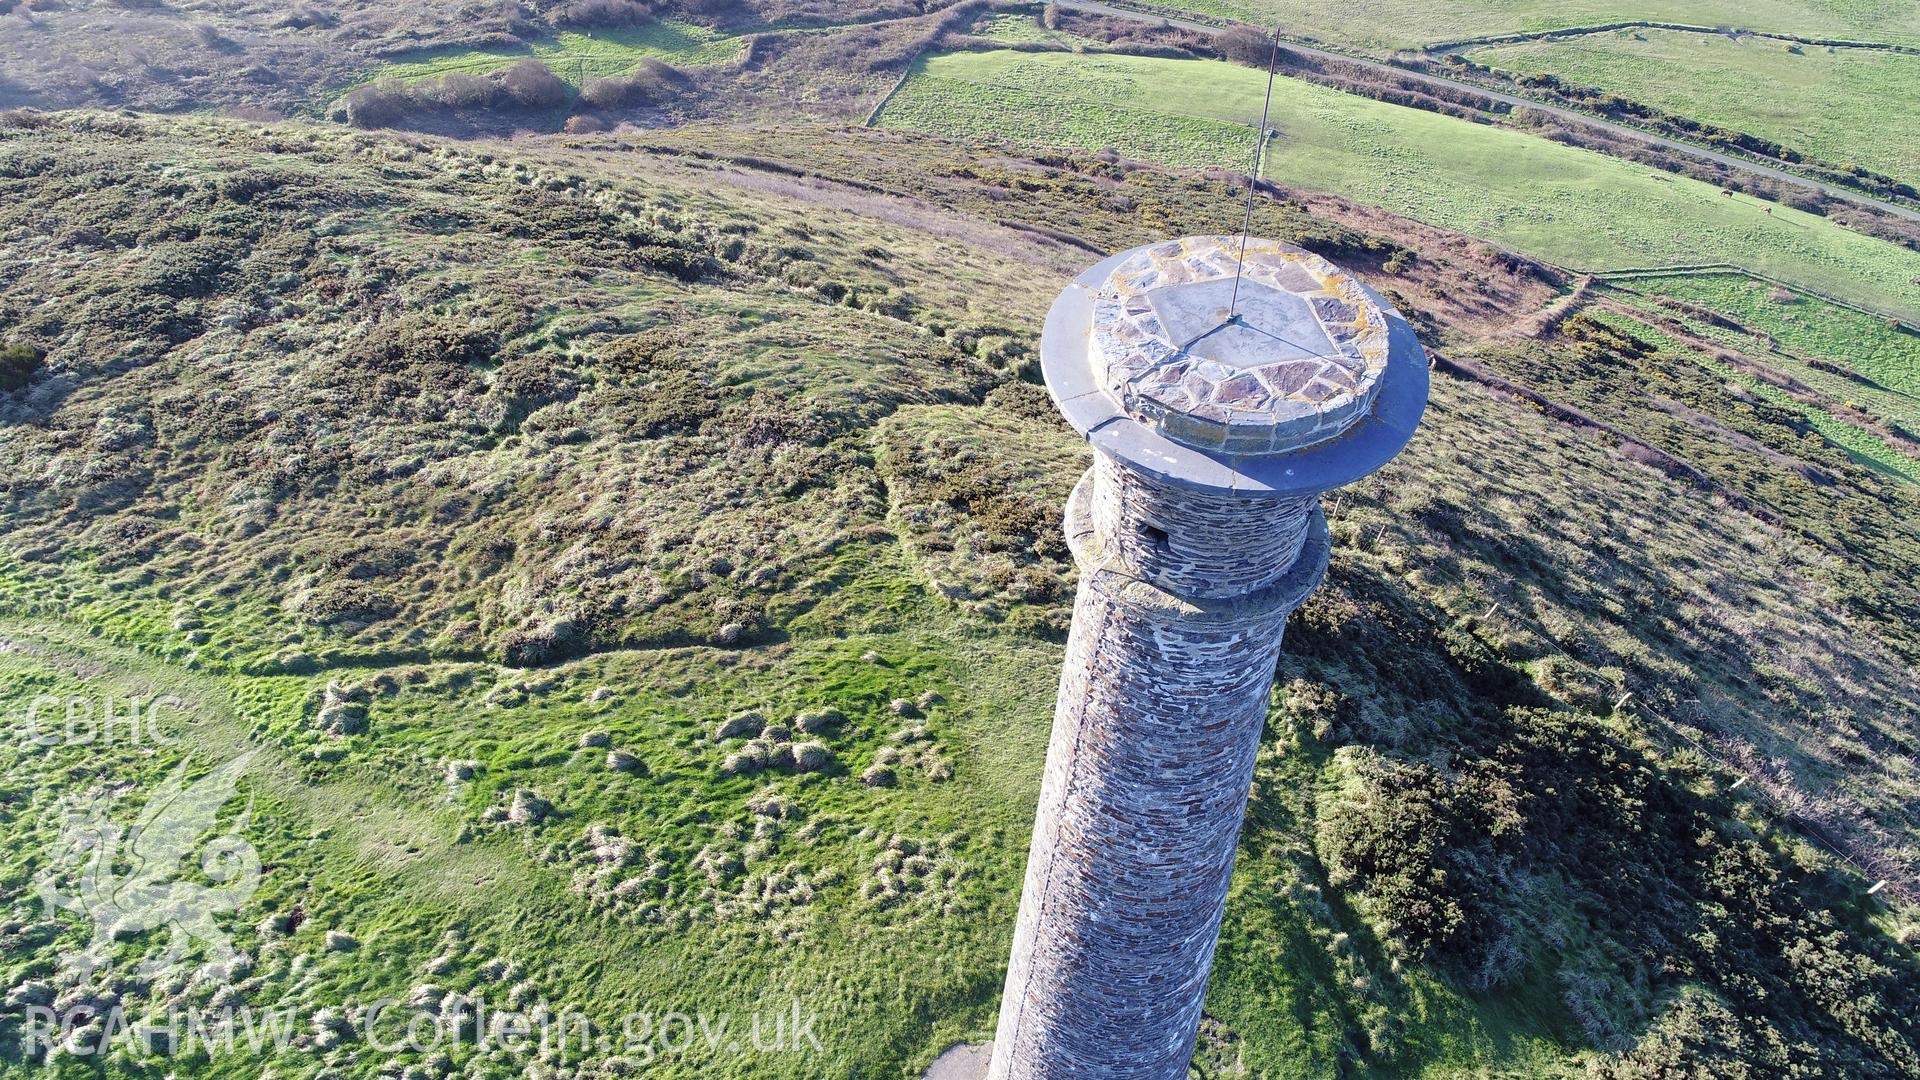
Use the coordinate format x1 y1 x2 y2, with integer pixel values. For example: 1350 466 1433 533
1228 25 1285 319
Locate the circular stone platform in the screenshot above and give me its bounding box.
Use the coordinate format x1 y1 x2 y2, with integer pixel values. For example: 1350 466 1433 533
1091 236 1390 455
1041 235 1429 497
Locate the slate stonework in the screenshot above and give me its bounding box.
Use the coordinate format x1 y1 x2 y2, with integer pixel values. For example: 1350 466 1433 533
987 473 1331 1080
987 237 1428 1080
1088 452 1318 599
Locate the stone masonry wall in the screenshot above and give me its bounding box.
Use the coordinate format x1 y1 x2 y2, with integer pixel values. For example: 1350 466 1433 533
987 457 1331 1080
1089 452 1318 599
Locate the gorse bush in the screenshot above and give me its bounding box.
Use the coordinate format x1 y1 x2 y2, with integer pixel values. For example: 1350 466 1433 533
341 79 412 128
1312 704 1920 1072
423 72 500 110
1320 749 1483 961
580 58 688 110
499 59 570 109
0 341 42 391
555 0 654 27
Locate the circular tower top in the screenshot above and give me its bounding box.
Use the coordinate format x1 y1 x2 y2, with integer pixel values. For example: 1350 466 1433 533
1092 236 1390 455
1042 236 1429 497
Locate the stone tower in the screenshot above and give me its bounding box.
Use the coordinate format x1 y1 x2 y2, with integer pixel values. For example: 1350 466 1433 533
986 236 1428 1079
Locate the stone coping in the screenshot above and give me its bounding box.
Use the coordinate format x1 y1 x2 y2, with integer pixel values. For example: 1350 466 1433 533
1091 236 1391 456
1042 237 1430 498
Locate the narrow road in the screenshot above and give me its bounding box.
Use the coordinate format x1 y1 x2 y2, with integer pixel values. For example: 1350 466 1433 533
1053 0 1920 224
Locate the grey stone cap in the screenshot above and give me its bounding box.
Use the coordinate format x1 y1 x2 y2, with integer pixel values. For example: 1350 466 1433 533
1092 236 1390 455
1043 238 1430 498
1064 471 1332 622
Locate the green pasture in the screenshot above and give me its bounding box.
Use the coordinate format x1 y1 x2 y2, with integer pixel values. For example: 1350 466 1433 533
874 49 1920 319
1469 29 1920 183
1586 303 1920 480
1134 0 1920 51
1622 271 1920 398
1606 271 1920 476
352 22 744 89
972 11 1099 47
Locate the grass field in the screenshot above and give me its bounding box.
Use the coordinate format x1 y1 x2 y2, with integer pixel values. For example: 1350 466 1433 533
1587 301 1920 480
354 22 746 89
874 50 1920 319
1626 271 1920 399
1467 29 1920 184
1139 0 1920 51
972 11 1099 46
1601 272 1920 477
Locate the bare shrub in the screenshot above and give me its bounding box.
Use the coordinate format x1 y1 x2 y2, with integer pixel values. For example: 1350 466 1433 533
578 76 625 110
276 4 335 29
579 58 685 109
555 0 652 27
341 79 412 128
627 56 688 98
425 72 499 109
499 59 569 108
1213 26 1271 66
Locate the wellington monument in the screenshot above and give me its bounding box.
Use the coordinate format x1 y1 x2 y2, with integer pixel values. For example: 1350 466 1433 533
985 235 1429 1078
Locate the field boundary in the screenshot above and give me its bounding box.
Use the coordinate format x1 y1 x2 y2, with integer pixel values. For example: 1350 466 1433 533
883 52 1920 325
1050 0 1920 223
1425 22 1920 56
1591 263 1919 330
865 50 927 127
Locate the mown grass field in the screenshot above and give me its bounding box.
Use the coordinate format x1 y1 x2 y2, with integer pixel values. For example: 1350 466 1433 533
1139 0 1920 51
352 22 746 90
1467 29 1920 184
874 50 1920 320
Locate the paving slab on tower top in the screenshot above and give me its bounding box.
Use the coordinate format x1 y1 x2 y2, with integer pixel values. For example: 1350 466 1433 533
1096 236 1389 455
1043 235 1431 498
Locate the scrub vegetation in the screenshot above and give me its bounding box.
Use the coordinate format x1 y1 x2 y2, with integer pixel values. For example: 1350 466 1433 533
0 112 1914 1078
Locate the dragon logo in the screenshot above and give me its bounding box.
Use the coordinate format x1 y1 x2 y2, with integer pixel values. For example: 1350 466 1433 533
37 753 261 980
